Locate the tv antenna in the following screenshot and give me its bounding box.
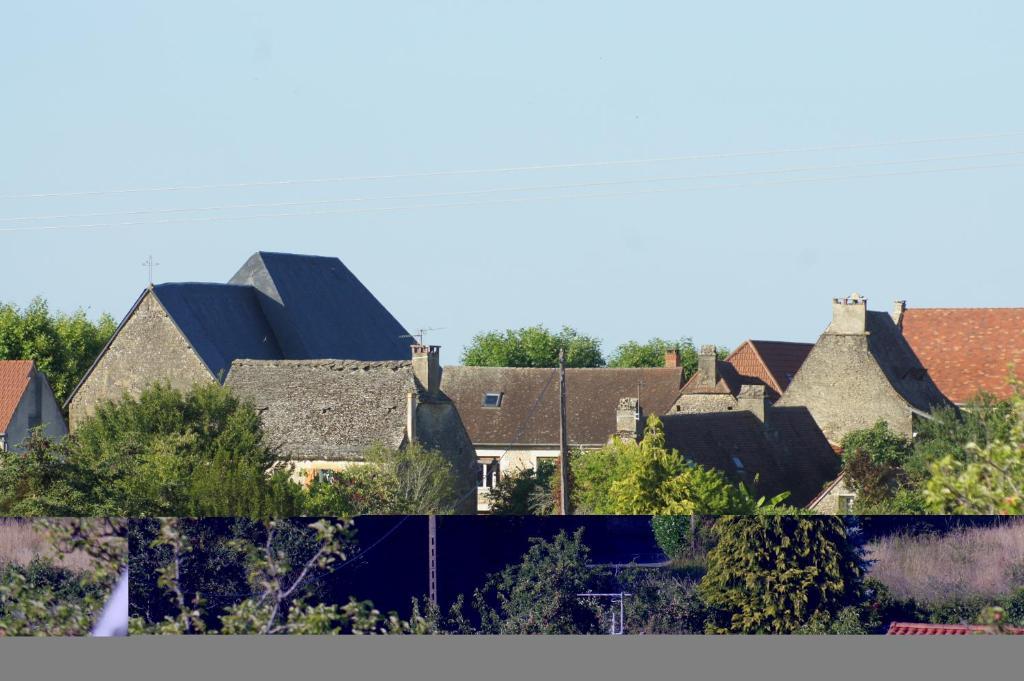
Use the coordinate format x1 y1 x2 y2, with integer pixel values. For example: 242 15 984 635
401 327 445 345
142 255 160 285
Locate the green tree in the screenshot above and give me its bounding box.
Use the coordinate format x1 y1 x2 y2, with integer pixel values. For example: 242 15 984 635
487 459 556 515
0 382 305 518
617 565 710 635
473 529 605 634
461 325 604 368
840 421 915 510
304 443 462 515
606 337 726 375
0 297 116 405
571 416 791 515
697 516 866 634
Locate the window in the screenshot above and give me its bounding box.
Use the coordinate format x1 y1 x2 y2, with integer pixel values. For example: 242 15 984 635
482 392 503 408
837 494 856 514
315 469 336 484
477 460 500 489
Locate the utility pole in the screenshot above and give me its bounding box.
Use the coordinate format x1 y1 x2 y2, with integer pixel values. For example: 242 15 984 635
428 515 438 607
558 348 571 515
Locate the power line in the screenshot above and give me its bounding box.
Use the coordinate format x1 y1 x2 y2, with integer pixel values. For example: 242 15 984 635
3 158 1021 234
3 130 1023 200
5 147 1024 224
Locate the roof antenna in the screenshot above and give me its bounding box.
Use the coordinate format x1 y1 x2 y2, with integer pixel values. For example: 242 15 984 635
142 255 160 285
400 327 445 345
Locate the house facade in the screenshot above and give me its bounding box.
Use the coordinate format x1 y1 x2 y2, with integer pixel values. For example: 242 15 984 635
225 345 478 513
775 294 950 444
440 363 686 512
66 251 413 428
0 360 67 452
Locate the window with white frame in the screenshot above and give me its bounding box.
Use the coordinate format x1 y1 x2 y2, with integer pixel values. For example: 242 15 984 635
477 460 500 489
482 392 503 408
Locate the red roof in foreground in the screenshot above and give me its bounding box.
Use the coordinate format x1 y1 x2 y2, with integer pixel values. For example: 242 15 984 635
0 360 34 433
900 308 1024 403
887 622 1024 635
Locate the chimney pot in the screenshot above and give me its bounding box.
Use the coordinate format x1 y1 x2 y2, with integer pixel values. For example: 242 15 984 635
698 345 718 386
411 345 441 396
828 294 868 334
737 384 768 422
892 300 906 327
664 348 681 368
615 397 641 441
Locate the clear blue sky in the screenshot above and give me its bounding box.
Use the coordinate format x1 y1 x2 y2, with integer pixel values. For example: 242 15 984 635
2 2 1022 361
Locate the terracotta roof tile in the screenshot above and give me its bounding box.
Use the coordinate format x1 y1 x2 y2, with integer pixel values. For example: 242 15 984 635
900 308 1024 403
887 621 1024 635
0 360 34 433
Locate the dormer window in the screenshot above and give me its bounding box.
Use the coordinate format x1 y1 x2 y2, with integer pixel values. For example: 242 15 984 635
482 392 503 408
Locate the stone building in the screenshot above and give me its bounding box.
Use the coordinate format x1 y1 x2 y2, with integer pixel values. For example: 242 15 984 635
669 341 813 414
805 472 855 514
66 251 413 428
0 360 67 452
896 303 1024 405
225 346 478 513
775 294 950 444
653 386 839 507
440 363 686 512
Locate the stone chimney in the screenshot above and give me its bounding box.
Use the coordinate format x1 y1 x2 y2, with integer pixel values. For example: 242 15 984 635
737 384 768 422
698 345 718 386
615 397 641 441
828 293 868 334
664 348 681 368
891 300 906 327
411 345 441 397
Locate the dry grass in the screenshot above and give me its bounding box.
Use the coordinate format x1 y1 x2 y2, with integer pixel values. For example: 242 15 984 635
867 520 1024 604
0 518 95 572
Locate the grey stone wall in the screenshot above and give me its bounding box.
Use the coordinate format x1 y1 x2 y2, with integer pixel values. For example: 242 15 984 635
68 291 214 429
415 400 479 514
668 393 738 414
776 333 913 443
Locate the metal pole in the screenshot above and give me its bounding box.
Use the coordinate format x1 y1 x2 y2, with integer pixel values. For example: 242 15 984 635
558 349 571 515
428 514 438 607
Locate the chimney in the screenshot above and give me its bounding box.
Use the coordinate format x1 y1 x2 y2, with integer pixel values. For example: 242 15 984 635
664 348 681 368
737 384 768 422
828 293 868 334
615 397 641 441
891 300 906 327
411 345 441 397
698 345 718 386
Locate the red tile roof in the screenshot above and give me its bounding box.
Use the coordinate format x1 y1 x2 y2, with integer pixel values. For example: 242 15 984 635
0 360 34 433
727 340 814 397
900 308 1024 403
887 622 1024 635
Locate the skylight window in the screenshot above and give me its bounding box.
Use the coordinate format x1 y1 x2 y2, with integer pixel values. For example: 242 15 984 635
482 392 503 408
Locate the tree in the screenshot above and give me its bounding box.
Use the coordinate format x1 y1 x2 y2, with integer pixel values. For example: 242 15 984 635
606 337 726 375
697 516 866 634
304 443 462 515
840 421 915 510
0 518 127 636
461 325 604 368
617 565 710 635
486 459 556 515
923 389 1024 514
0 382 305 518
0 297 116 405
473 529 606 634
571 416 791 515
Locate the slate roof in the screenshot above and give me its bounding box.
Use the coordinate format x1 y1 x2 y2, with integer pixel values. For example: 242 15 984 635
440 367 686 447
886 622 1024 635
865 311 951 413
229 252 414 361
152 283 283 380
0 360 33 433
660 406 841 507
727 340 814 398
900 308 1024 403
224 359 421 461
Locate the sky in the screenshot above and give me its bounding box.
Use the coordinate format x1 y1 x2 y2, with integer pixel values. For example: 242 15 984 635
2 2 1022 361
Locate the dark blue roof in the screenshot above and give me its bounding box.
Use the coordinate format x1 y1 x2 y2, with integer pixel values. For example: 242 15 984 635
152 283 284 380
228 252 413 361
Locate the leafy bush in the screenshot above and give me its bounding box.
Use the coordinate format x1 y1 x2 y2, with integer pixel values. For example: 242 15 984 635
617 565 709 634
487 459 556 515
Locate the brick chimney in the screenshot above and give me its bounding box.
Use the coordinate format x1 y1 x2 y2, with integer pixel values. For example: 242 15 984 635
615 397 641 441
664 348 681 368
891 300 906 327
411 345 441 397
828 293 868 334
737 384 768 422
698 345 718 386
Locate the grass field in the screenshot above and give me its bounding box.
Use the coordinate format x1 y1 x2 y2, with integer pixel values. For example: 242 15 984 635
0 518 95 571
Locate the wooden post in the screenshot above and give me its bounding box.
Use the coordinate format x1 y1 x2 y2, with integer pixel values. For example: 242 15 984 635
428 514 438 607
558 349 571 515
